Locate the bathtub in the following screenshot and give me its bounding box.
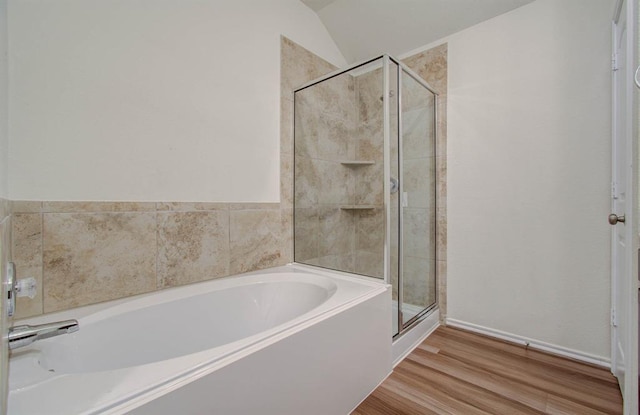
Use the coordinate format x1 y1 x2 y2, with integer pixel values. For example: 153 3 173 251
8 265 391 415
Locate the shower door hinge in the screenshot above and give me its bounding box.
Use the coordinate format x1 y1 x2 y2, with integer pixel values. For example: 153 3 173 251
611 307 617 327
612 53 619 71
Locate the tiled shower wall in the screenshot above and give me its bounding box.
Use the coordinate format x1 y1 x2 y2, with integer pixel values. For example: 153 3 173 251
293 61 386 277
293 64 359 271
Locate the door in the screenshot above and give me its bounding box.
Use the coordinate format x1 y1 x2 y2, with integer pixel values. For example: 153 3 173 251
399 68 437 328
611 0 638 412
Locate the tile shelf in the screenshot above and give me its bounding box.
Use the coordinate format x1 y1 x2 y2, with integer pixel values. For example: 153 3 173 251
340 161 375 166
340 205 377 210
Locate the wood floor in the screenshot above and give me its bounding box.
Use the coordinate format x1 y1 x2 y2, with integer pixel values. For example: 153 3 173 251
353 326 623 415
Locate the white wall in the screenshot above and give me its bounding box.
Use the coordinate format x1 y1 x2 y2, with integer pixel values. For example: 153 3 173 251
0 0 7 199
8 0 346 202
0 0 8 411
443 0 614 359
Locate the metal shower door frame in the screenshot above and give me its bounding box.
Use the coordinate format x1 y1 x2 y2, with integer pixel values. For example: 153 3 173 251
388 57 440 336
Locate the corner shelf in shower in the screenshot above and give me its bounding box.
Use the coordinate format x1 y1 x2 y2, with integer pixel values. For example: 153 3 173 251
340 161 375 167
340 205 377 210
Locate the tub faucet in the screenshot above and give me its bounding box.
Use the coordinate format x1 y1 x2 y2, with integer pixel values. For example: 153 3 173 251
8 320 79 350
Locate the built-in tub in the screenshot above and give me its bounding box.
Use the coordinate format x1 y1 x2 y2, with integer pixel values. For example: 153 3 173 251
8 265 391 414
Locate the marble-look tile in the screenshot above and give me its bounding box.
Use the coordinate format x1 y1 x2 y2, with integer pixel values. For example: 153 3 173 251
436 207 447 262
355 250 383 279
307 71 356 121
294 156 319 208
355 163 383 206
356 68 384 124
437 260 447 322
390 201 399 252
281 208 293 264
402 73 435 112
436 97 447 159
228 203 280 210
294 207 318 263
280 152 294 209
43 212 157 312
294 96 320 158
316 254 355 274
317 160 354 205
43 201 156 213
436 156 447 208
356 120 383 161
317 112 356 161
355 208 384 252
402 43 448 95
402 256 436 308
390 253 399 301
403 107 435 159
156 202 228 211
11 200 42 214
403 157 436 209
402 208 435 259
281 36 337 102
229 209 282 274
281 97 294 155
157 211 230 288
318 207 356 258
12 214 43 318
295 89 356 161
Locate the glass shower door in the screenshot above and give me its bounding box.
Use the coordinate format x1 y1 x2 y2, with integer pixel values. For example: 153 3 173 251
292 55 438 338
399 68 437 328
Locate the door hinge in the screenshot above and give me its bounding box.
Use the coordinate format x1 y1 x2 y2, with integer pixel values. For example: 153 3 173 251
612 53 619 71
611 308 616 326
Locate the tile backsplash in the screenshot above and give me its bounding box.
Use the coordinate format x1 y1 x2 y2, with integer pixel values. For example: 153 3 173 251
11 201 288 318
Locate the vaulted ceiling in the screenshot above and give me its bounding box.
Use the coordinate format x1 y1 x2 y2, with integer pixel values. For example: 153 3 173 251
301 0 536 62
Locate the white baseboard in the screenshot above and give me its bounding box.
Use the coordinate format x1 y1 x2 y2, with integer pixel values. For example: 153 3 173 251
446 318 611 369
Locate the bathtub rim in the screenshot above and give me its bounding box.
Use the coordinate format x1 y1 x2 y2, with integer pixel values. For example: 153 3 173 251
10 264 386 326
8 264 391 415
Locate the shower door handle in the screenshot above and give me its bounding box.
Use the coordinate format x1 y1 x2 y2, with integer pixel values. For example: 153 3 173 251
390 177 399 194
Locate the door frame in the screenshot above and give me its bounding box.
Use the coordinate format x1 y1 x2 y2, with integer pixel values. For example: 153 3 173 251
611 0 638 413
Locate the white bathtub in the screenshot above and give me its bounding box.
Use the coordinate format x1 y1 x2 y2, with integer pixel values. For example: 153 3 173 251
8 265 391 415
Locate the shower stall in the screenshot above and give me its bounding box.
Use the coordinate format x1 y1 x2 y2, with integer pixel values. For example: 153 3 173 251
293 55 438 338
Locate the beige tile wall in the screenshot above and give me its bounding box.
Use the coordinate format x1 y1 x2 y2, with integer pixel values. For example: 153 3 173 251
286 37 362 273
292 52 389 279
11 201 288 318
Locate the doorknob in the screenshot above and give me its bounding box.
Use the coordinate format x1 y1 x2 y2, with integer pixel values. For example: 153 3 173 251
609 213 626 225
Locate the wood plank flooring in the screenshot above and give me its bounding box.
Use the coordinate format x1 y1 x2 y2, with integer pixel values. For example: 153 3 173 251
353 326 623 415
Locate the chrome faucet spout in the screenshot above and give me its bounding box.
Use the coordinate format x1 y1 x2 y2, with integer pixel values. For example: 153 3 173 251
8 320 79 350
